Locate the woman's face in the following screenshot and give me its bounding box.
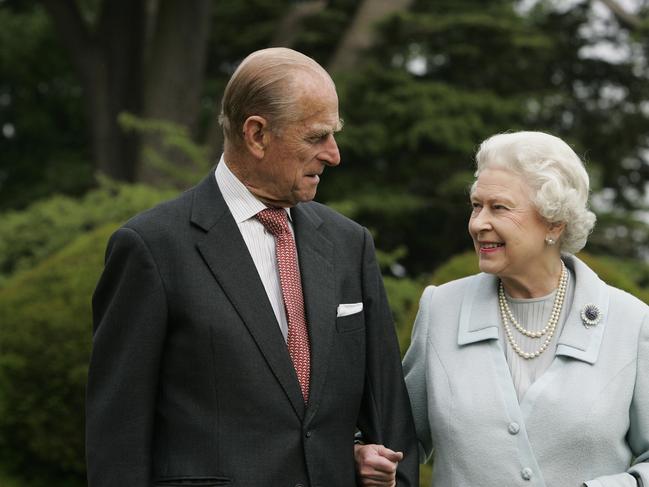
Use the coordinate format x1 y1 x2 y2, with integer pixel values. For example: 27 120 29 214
468 167 553 281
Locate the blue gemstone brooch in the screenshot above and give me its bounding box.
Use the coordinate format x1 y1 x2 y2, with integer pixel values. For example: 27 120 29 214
580 304 602 328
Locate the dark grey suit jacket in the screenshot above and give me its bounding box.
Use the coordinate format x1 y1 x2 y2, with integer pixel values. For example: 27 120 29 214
86 172 418 486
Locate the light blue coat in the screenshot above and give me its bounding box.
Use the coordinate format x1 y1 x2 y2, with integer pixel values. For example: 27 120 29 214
404 255 649 486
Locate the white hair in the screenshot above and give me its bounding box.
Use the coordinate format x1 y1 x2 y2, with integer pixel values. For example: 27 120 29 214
473 131 596 254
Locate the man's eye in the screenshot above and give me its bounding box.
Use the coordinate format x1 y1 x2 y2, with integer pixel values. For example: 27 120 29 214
493 204 507 210
309 134 329 143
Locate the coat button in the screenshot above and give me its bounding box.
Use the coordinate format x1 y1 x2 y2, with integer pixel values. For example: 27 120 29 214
508 422 520 435
521 467 533 480
295 484 304 487
305 431 312 438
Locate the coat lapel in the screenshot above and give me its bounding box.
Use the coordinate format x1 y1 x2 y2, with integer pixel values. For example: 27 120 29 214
457 272 501 346
292 204 335 418
190 174 306 419
554 255 610 365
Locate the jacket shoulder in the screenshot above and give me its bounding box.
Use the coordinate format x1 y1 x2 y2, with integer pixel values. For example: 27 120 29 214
302 200 362 229
418 274 482 311
607 284 649 318
121 187 194 237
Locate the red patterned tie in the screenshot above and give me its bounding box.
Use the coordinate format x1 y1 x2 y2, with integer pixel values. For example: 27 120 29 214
256 208 311 403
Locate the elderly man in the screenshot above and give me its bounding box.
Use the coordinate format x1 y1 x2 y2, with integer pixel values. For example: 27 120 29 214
86 48 417 487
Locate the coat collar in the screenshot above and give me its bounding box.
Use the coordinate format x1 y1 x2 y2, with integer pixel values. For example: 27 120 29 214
457 255 610 364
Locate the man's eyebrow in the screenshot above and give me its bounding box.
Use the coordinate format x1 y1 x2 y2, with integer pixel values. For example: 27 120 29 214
309 119 344 137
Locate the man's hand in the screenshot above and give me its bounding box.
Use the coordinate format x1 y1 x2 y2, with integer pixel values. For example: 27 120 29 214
354 443 404 487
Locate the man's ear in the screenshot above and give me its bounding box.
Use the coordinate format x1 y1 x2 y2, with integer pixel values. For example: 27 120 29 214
242 116 269 159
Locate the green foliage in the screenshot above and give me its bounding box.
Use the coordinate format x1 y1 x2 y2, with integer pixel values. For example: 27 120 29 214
0 3 91 210
317 0 649 274
427 250 649 303
430 251 480 285
0 224 118 486
0 179 176 286
0 470 23 487
383 275 426 356
119 112 211 186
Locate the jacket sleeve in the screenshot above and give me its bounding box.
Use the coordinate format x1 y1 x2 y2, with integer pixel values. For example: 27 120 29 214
585 314 649 487
402 286 435 462
356 227 419 487
86 227 168 487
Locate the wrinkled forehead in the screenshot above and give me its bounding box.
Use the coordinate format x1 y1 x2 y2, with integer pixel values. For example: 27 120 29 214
471 167 532 200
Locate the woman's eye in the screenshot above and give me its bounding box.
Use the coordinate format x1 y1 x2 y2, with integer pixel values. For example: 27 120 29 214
493 204 507 210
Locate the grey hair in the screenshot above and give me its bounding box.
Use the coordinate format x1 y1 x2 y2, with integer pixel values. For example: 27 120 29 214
473 131 596 254
219 47 334 147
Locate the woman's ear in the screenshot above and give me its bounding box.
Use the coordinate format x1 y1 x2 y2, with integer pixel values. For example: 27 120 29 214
548 221 566 242
242 116 269 159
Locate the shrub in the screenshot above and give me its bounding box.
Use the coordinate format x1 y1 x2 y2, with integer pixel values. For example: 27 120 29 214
0 180 176 286
427 250 649 304
0 224 118 486
383 275 426 355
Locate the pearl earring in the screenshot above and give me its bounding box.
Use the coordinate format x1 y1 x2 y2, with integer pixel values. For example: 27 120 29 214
545 237 556 246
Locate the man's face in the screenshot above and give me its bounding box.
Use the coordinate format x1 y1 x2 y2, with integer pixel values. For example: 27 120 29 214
250 76 342 207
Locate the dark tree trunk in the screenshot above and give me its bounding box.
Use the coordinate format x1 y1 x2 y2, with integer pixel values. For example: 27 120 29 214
41 0 145 182
139 0 212 183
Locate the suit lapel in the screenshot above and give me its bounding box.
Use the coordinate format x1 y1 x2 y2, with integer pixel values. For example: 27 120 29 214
190 174 306 419
292 204 336 417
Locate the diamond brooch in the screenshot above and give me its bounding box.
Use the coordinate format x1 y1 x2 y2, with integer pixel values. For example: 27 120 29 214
580 304 602 328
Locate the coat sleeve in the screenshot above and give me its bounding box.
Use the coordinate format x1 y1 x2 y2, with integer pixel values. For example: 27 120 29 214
402 286 435 462
585 314 649 487
86 227 168 487
356 227 419 487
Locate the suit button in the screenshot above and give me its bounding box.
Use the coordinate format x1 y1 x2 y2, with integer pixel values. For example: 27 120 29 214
508 422 520 435
305 431 312 438
521 467 533 480
295 484 304 487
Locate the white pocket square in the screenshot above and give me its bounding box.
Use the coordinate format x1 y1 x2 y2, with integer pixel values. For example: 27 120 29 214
337 302 363 317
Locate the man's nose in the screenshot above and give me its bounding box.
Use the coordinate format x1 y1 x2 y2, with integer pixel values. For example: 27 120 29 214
321 134 341 167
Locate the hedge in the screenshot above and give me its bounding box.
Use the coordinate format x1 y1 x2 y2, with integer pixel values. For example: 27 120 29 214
0 181 175 287
0 224 118 486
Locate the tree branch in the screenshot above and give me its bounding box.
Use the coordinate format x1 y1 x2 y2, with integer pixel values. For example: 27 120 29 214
597 0 642 30
270 0 328 48
327 0 414 74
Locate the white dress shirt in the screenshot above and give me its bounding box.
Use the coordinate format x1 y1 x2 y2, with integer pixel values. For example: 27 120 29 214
215 156 294 340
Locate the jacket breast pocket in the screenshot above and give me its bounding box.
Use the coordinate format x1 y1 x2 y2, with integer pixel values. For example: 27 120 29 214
154 477 232 486
335 310 365 333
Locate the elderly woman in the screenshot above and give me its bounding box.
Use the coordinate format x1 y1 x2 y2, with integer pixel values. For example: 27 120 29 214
356 131 648 486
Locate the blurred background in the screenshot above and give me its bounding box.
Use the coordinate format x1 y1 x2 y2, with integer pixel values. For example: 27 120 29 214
1 0 649 485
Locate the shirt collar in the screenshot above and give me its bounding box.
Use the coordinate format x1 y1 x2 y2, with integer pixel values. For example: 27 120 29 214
214 154 292 224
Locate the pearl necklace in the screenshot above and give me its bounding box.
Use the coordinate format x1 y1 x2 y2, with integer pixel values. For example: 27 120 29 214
498 261 568 360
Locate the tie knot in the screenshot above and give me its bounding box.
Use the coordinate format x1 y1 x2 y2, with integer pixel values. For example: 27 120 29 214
256 208 290 236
